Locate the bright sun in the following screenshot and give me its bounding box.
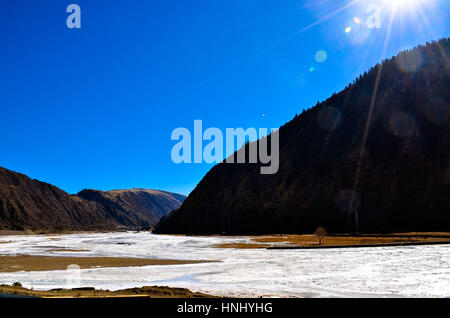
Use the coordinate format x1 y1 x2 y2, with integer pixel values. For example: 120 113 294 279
383 0 425 10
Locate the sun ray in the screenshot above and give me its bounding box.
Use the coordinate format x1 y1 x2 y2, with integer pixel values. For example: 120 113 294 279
348 4 398 221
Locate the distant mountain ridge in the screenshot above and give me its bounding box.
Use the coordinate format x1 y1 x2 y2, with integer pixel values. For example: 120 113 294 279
0 167 185 232
77 188 186 229
155 38 450 235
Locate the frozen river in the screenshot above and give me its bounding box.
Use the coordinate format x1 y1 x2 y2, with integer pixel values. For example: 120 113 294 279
0 232 449 297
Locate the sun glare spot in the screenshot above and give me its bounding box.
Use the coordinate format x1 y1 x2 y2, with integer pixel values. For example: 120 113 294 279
315 50 327 63
382 0 429 11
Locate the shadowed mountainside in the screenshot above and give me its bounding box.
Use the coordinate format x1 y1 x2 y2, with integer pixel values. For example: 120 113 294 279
77 188 186 229
155 39 450 235
0 167 184 232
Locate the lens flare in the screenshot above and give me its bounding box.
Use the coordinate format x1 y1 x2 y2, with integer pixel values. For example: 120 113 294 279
315 50 328 63
389 111 418 138
395 50 423 72
317 106 343 132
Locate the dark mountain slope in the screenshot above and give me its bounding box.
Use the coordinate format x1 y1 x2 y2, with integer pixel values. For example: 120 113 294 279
0 167 184 232
155 39 450 234
77 188 185 228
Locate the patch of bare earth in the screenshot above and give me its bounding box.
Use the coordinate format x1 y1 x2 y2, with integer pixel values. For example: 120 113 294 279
213 233 450 249
0 255 216 273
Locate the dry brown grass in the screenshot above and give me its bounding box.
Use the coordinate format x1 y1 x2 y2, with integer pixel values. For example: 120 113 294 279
213 233 450 249
386 232 450 237
0 284 215 298
0 255 215 273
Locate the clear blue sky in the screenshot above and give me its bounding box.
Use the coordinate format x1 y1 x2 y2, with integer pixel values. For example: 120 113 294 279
0 0 448 195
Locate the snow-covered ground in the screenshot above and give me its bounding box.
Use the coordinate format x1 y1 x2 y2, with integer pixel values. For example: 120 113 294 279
0 232 449 297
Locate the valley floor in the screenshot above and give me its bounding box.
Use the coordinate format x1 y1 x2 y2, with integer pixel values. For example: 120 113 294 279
0 232 449 297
